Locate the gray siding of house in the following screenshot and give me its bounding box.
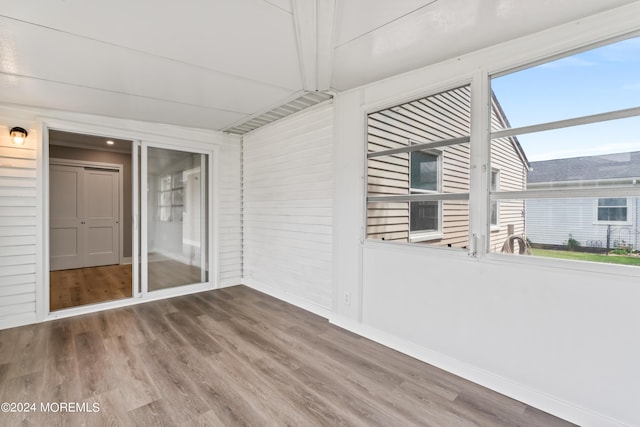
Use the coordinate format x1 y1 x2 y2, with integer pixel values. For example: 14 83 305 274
367 86 471 246
488 110 528 253
526 197 640 251
368 86 527 249
526 154 640 253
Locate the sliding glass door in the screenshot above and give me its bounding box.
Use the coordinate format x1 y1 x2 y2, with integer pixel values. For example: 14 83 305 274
141 145 210 293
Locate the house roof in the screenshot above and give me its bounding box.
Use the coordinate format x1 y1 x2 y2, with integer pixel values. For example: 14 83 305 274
528 151 640 183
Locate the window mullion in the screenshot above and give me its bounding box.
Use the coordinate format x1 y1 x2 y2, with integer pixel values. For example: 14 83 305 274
491 105 640 140
469 70 491 256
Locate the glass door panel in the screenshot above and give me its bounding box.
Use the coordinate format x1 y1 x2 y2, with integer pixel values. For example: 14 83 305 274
146 146 208 291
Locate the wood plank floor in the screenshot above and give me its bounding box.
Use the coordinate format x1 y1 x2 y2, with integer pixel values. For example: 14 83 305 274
0 286 575 426
50 260 203 311
50 265 133 311
148 259 204 291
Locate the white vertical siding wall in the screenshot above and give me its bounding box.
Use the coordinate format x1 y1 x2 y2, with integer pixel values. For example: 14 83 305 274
243 103 334 313
218 135 243 285
525 197 639 250
0 119 38 329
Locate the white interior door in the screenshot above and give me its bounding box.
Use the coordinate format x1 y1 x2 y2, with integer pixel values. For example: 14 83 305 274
50 164 85 271
50 164 120 270
84 168 120 267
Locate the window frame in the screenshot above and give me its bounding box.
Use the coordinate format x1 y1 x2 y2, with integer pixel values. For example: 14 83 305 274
594 197 633 225
157 174 184 222
356 11 640 279
364 84 472 249
488 34 640 270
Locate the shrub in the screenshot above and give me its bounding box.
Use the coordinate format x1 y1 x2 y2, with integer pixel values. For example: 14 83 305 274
566 234 580 251
611 248 628 255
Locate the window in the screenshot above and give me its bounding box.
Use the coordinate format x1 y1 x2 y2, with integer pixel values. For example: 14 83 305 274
490 35 640 265
596 198 630 224
410 151 442 238
366 85 471 247
157 173 183 222
411 151 439 192
490 169 499 227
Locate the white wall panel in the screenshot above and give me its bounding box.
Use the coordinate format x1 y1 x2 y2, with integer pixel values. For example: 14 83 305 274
243 103 334 311
218 134 243 285
0 120 38 329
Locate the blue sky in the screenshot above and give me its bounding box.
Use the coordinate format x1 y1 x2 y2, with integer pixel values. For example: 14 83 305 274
491 36 640 162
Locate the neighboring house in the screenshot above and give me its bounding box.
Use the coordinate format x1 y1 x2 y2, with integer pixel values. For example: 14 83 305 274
526 151 640 251
367 86 529 250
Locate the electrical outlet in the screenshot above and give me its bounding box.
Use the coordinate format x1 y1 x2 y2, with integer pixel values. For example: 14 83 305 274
343 292 351 306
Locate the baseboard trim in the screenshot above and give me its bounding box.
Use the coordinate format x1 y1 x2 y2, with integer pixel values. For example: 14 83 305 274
241 278 331 319
219 278 242 289
329 314 629 427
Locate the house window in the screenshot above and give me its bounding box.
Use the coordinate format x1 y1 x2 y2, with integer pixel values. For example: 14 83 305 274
596 198 629 223
490 35 640 265
411 151 439 192
157 173 184 222
490 169 499 227
410 151 442 238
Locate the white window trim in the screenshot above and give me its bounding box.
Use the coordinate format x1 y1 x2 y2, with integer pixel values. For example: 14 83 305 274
593 197 634 226
409 149 443 241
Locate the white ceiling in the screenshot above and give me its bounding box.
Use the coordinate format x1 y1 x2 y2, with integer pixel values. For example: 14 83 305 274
0 0 636 132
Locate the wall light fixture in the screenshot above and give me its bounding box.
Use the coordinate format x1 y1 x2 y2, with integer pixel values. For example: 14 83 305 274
9 127 28 145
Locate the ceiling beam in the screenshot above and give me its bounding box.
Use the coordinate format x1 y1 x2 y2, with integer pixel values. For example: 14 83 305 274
292 0 335 91
316 0 336 91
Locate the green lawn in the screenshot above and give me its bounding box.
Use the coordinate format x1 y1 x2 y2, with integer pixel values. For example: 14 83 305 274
531 248 640 266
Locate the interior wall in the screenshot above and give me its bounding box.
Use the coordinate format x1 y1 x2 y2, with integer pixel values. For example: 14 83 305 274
242 102 334 313
49 144 133 259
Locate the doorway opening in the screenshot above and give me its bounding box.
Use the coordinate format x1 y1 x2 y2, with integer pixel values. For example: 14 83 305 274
49 130 133 311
